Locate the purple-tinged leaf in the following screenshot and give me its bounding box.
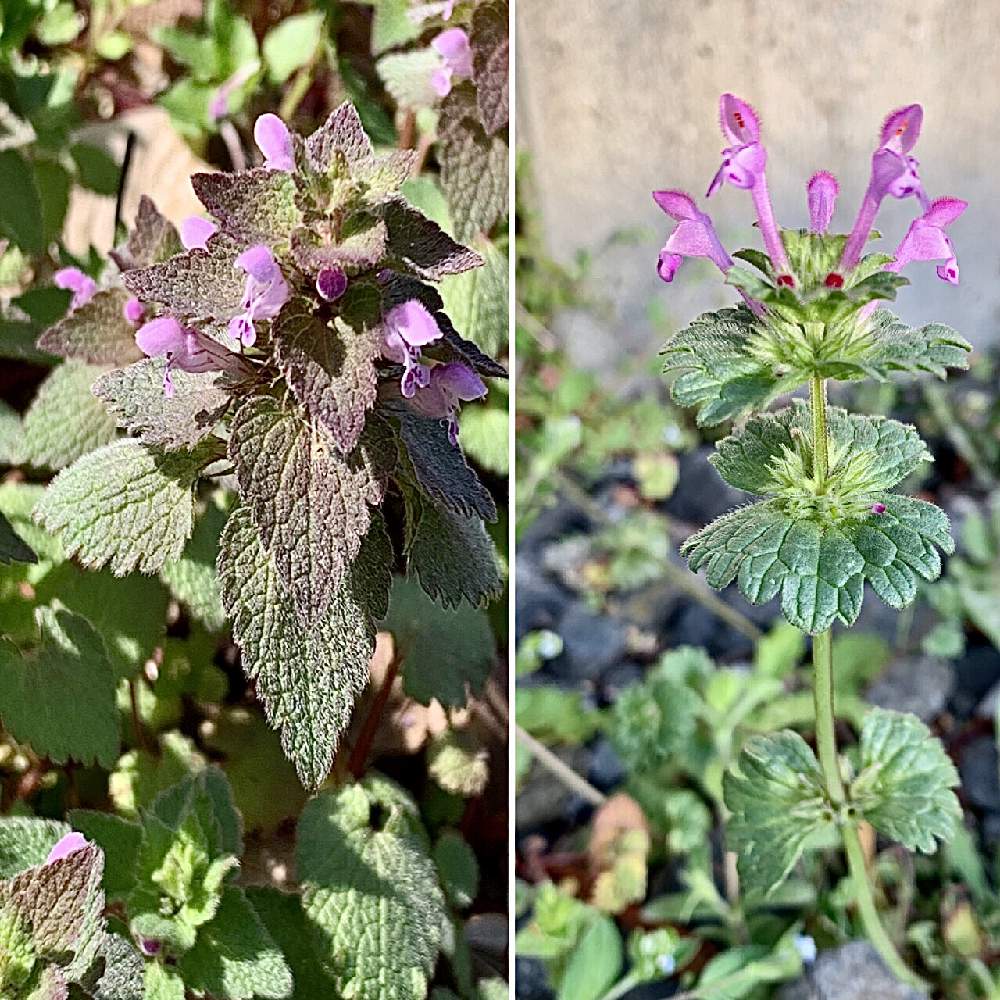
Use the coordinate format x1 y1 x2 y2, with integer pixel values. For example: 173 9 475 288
190 169 302 243
37 288 144 366
470 0 509 135
110 196 182 272
384 199 482 279
305 102 374 174
290 220 388 273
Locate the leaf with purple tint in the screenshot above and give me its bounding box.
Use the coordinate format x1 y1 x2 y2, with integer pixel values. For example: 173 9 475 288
383 200 483 279
110 196 183 272
191 169 302 243
290 220 388 273
470 0 509 135
37 288 144 366
304 102 374 174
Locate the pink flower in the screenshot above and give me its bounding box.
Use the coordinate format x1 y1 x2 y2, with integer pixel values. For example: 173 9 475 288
54 267 97 311
228 245 289 347
382 299 442 397
179 216 218 251
46 832 87 864
652 190 732 282
137 315 252 396
209 62 259 122
807 171 839 234
838 104 929 273
253 114 294 172
410 362 487 445
706 94 793 283
886 196 967 285
122 297 145 325
430 28 473 98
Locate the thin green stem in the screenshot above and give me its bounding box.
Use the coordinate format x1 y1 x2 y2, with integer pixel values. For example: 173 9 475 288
843 824 927 991
809 373 925 992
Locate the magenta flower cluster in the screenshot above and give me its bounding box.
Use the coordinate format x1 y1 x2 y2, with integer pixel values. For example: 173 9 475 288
654 94 966 296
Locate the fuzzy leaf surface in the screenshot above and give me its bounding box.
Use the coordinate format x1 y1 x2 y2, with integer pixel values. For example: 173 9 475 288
21 362 117 470
111 195 182 271
272 298 380 455
0 607 119 767
396 410 496 521
0 819 70 878
298 777 446 1000
34 439 212 575
305 102 374 174
723 731 833 896
36 288 144 366
218 507 390 788
407 495 502 608
229 396 389 622
438 84 507 241
470 0 509 134
93 358 230 450
383 576 495 706
66 811 141 901
91 935 145 1000
191 168 301 243
682 495 953 634
850 708 961 853
384 199 483 279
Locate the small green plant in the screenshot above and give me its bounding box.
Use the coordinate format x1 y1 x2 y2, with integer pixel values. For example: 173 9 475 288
656 94 970 990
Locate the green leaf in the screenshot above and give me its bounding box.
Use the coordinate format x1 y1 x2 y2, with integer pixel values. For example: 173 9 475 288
66 811 141 901
191 168 302 243
37 288 144 366
218 506 387 788
34 160 71 246
0 606 120 768
91 935 145 1000
440 236 507 356
0 897 36 992
428 729 489 796
406 493 502 608
557 913 622 1000
723 730 834 896
179 886 293 1000
438 83 507 241
110 731 205 816
262 11 325 83
384 199 483 279
433 831 479 908
377 48 441 108
297 777 447 1000
245 887 340 999
21 362 118 470
515 686 601 745
0 149 44 253
144 961 186 1000
93 358 230 451
159 499 227 631
369 0 423 54
34 438 214 576
682 494 954 634
0 818 70 878
469 0 509 134
396 409 497 521
272 298 380 455
0 512 36 565
383 575 495 706
850 708 961 853
69 142 121 196
229 396 389 623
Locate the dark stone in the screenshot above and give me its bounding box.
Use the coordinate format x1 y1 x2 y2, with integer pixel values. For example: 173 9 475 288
587 738 626 792
951 644 1000 719
600 661 644 703
866 655 954 722
548 604 629 682
664 446 752 526
515 746 591 834
515 560 571 644
667 602 752 660
959 737 1000 812
777 941 924 1000
515 956 555 1000
520 500 590 550
619 983 678 999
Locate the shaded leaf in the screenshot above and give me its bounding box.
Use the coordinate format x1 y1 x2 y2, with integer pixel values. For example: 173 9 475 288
470 0 509 134
36 288 143 366
384 199 483 279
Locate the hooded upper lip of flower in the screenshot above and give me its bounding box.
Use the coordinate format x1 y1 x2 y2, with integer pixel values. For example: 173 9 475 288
54 267 97 311
409 361 487 445
886 196 967 285
228 245 290 347
706 93 793 282
46 831 88 865
652 190 732 282
382 299 443 398
838 103 929 273
179 216 219 251
807 171 839 235
430 28 473 97
254 113 294 172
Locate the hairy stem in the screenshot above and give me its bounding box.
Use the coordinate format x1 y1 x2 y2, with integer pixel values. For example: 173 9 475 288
810 373 924 991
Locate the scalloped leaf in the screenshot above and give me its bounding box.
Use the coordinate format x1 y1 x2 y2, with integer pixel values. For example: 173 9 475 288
93 357 230 450
297 777 446 1000
272 297 380 454
723 730 833 896
469 0 509 135
229 396 391 623
34 439 215 576
0 819 70 879
191 168 302 243
21 362 117 471
218 507 390 788
36 288 144 366
0 607 120 768
111 195 183 271
681 494 954 634
850 708 961 853
384 199 483 279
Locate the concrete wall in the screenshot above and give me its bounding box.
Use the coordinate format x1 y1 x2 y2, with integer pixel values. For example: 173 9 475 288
516 0 999 369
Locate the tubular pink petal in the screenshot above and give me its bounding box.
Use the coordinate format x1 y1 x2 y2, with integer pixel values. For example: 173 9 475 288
431 67 453 97
136 316 186 357
652 190 701 221
879 104 923 153
253 113 294 171
385 299 443 348
179 216 218 250
433 28 473 78
123 297 145 325
657 250 683 283
236 244 280 282
434 361 487 400
46 832 88 864
719 93 761 145
923 196 968 227
54 267 97 310
807 171 839 234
